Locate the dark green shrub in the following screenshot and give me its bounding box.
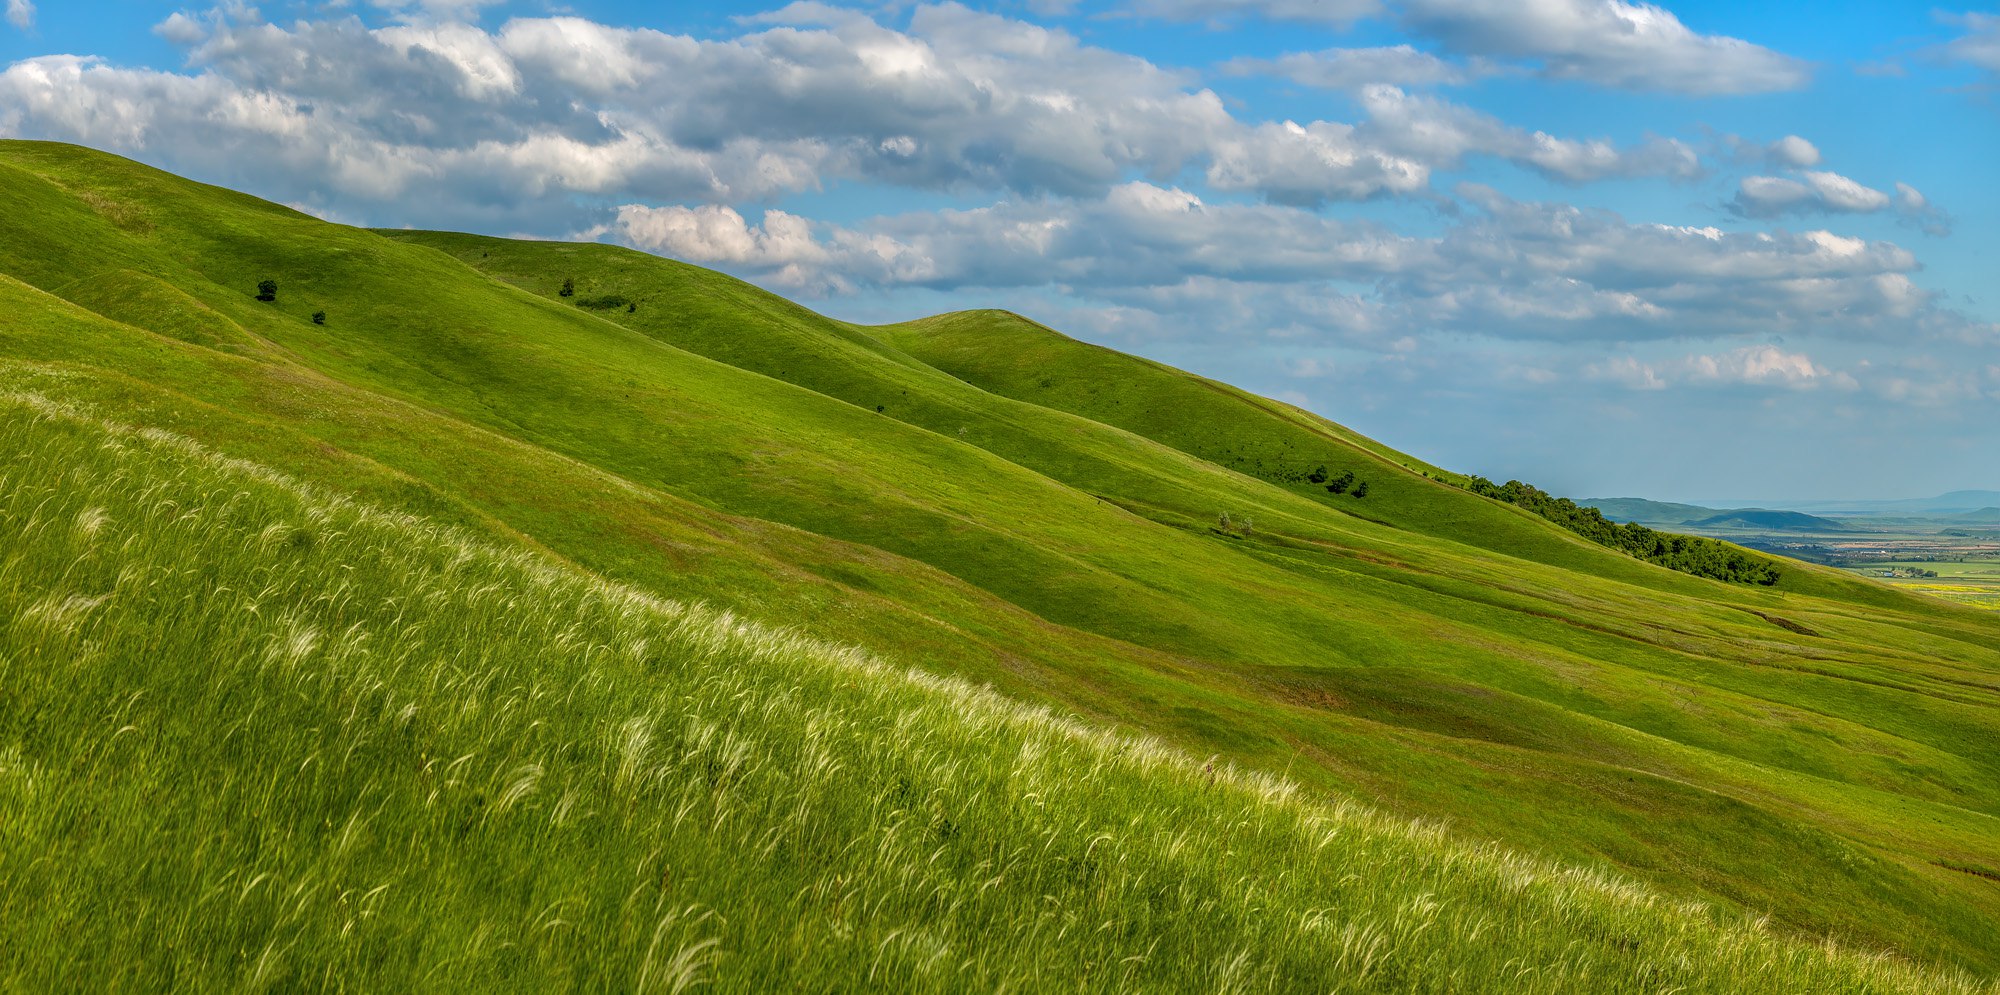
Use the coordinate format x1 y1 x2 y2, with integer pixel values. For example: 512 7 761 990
255 279 277 302
311 311 326 325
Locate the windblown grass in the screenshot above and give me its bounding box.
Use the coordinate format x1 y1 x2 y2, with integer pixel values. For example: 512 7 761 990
1 394 1991 993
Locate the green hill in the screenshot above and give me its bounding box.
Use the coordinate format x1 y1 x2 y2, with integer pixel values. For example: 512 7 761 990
1589 497 1728 524
1687 510 1851 532
3 140 1999 988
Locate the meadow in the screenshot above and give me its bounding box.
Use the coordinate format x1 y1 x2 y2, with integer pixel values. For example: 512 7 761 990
2 140 1998 986
1844 562 2000 612
2 394 1992 993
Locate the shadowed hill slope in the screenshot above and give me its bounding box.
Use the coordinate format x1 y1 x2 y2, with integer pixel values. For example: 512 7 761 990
3 141 1998 975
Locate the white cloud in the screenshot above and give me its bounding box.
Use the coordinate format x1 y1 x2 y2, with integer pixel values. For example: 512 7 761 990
1129 0 1381 26
1352 85 1700 184
1730 170 1951 234
598 181 1421 299
1935 12 2000 75
4 0 32 31
1222 45 1492 90
1139 0 1809 94
367 0 507 21
1205 120 1431 205
1766 134 1819 168
1586 346 1853 391
1398 0 1810 94
0 4 1715 229
1732 170 1885 217
593 180 1984 350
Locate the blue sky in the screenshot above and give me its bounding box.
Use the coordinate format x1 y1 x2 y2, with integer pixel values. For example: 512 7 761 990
4 0 1996 501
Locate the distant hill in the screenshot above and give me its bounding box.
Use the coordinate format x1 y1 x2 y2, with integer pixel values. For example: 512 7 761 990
1586 500 1847 533
1706 490 2000 517
1685 509 1849 532
1947 506 2000 524
1582 497 1720 524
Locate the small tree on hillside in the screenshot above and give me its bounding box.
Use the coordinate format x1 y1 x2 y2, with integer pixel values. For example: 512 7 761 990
255 279 277 302
311 310 326 325
1353 481 1369 498
559 277 575 298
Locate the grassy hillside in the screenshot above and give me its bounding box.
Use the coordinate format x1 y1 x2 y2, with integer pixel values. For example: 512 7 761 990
1590 497 1727 525
3 140 1999 981
6 394 1991 993
1689 511 1851 532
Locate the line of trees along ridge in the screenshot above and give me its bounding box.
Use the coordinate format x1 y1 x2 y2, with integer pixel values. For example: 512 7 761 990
1462 476 1782 586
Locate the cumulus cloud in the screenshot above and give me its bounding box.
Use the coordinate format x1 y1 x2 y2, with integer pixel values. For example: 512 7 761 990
1730 171 1889 217
1352 85 1700 184
1197 84 1702 207
4 0 31 31
1205 120 1432 206
597 181 1418 297
1729 171 1952 234
592 179 1984 350
1766 134 1819 168
1222 45 1493 90
1405 0 1809 94
1586 346 1854 391
1141 0 1809 94
0 3 1722 231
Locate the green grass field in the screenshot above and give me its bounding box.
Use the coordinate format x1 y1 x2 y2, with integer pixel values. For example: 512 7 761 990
3 140 1998 989
1845 562 2000 612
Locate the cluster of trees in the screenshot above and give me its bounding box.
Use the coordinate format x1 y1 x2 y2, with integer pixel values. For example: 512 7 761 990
255 280 326 324
1229 457 1372 499
1460 476 1780 586
1881 566 1940 579
559 277 638 313
1307 466 1367 497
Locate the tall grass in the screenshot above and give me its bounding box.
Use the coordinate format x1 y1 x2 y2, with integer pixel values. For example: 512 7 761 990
0 392 1988 993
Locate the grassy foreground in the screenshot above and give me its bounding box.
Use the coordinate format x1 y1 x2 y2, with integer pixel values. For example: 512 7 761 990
1 393 1989 994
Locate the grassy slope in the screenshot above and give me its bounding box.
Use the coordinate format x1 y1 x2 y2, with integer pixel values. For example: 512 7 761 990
1 141 1997 975
8 394 1992 994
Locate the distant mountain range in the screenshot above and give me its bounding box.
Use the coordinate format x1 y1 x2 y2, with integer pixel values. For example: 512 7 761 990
1584 498 1848 532
1588 493 2000 529
1685 490 2000 518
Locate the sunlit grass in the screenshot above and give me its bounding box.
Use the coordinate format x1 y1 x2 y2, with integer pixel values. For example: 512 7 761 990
3 394 1994 992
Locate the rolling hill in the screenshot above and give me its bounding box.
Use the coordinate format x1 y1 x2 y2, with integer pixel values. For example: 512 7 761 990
1685 510 1850 532
1588 499 1850 534
1585 496 1726 525
3 141 1998 988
